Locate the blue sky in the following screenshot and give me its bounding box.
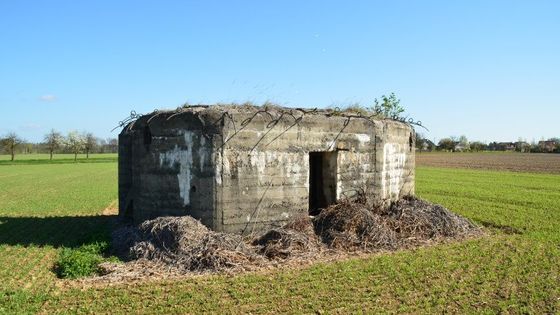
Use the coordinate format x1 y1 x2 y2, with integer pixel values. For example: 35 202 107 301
1 1 559 143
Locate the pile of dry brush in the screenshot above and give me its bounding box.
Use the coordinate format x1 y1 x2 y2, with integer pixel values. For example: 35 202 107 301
107 196 480 277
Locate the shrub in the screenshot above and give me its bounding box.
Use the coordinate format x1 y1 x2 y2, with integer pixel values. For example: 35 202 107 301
56 241 109 279
372 93 404 119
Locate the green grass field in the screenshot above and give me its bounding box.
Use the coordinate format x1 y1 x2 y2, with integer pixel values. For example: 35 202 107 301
0 153 118 165
0 157 117 314
0 157 559 313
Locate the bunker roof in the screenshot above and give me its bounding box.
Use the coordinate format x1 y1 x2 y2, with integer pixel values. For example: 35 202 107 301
121 104 413 134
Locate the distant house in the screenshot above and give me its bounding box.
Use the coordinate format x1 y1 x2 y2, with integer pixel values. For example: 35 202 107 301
539 140 559 153
453 141 471 152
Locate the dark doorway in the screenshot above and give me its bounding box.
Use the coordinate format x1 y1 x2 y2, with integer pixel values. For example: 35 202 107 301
309 151 338 215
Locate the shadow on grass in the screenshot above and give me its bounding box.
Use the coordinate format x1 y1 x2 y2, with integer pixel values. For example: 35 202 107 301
0 215 117 248
478 220 524 235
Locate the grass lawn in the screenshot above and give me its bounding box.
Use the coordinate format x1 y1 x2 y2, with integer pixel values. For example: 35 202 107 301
0 162 558 314
0 162 117 216
0 161 117 314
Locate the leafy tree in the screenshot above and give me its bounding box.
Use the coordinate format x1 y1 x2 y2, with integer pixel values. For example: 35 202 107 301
83 132 97 159
43 129 63 160
437 138 455 151
65 131 85 161
414 133 435 151
415 132 425 150
1 132 24 161
372 93 404 119
529 140 542 153
470 141 487 152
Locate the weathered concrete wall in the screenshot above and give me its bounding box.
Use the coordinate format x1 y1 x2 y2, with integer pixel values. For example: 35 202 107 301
376 120 415 203
119 106 415 234
213 110 414 233
215 113 377 232
119 110 221 228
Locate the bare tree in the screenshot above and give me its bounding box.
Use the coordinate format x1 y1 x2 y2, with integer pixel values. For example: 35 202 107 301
458 135 470 151
1 132 24 161
107 138 118 153
415 132 425 150
65 131 85 161
23 142 33 154
96 138 106 153
83 132 97 159
43 129 63 160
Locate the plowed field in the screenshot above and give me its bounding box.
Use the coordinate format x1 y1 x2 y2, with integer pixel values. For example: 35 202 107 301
416 152 560 174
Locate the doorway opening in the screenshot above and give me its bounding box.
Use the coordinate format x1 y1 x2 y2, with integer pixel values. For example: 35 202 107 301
309 151 338 215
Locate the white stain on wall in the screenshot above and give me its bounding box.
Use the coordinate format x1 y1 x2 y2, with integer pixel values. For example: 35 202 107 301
249 151 268 177
198 136 207 171
337 178 342 200
159 131 194 206
381 143 407 200
355 133 371 144
214 152 222 186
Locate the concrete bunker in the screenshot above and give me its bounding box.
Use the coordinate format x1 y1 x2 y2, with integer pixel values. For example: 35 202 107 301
119 105 415 233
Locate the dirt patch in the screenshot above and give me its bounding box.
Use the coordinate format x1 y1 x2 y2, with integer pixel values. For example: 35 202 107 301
102 200 118 216
95 197 481 282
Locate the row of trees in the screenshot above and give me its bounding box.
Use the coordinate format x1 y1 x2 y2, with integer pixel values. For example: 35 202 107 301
0 130 118 161
416 133 560 153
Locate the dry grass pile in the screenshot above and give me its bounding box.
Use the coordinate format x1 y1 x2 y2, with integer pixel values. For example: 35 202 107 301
384 196 479 242
105 197 480 279
120 216 261 273
252 216 322 259
312 201 398 250
313 196 480 251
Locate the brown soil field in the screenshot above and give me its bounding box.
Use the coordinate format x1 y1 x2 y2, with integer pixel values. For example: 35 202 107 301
416 152 560 174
